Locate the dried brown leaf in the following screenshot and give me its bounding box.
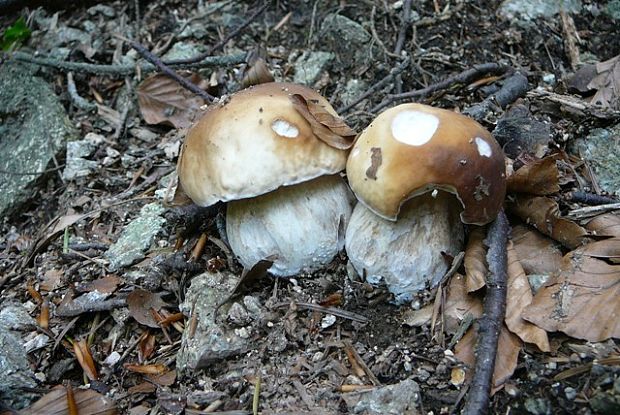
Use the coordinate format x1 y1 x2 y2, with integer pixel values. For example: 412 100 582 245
137 72 207 128
507 195 589 249
402 305 433 327
124 363 167 375
444 274 483 333
511 225 563 275
73 339 98 381
576 238 620 263
505 242 550 351
588 55 620 110
128 382 157 395
585 213 620 238
241 58 274 88
146 370 177 387
507 155 561 195
522 252 620 341
20 386 118 415
139 332 156 362
289 93 356 150
454 324 522 391
76 276 122 294
127 289 167 328
464 227 488 292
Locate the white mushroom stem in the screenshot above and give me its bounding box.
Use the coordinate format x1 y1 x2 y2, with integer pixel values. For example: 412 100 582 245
345 192 465 303
226 175 354 276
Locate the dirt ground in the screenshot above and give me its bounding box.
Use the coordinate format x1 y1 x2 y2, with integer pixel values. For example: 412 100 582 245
1 0 620 414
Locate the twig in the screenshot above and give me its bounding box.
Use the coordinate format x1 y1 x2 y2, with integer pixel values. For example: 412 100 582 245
463 72 529 121
462 210 509 415
565 191 619 206
128 39 215 102
371 63 510 113
9 50 247 76
566 202 620 220
393 0 412 94
66 72 96 111
163 2 269 66
338 57 410 114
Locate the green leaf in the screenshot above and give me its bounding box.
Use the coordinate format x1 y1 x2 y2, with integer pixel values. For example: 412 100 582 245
1 17 31 51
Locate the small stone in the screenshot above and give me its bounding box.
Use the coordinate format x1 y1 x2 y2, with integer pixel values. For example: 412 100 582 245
498 0 582 24
104 351 122 366
227 302 251 326
565 387 577 400
524 397 552 415
293 51 334 86
321 14 379 68
321 314 337 329
343 378 421 415
528 274 551 293
341 79 368 106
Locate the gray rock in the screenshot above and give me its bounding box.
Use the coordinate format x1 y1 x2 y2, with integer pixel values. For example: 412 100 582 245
62 139 98 180
570 123 620 195
105 203 166 270
528 274 551 293
498 0 582 23
293 51 334 86
342 378 421 414
321 14 379 68
607 0 620 20
341 79 368 107
524 397 552 415
0 304 38 409
87 4 116 17
0 63 76 218
162 42 208 62
176 271 252 372
0 303 36 330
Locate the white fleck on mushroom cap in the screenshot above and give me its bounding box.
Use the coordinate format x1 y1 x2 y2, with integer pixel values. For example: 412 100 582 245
346 103 507 225
177 83 349 206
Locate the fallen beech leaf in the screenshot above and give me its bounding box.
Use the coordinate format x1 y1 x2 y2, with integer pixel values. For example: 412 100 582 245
587 55 620 110
402 305 433 327
522 252 620 341
454 324 522 391
505 242 550 352
241 57 274 88
137 72 207 128
146 370 177 386
464 227 487 292
127 289 167 328
289 93 356 149
128 382 157 395
507 195 589 249
511 225 563 275
444 274 483 333
20 385 118 415
585 213 620 238
507 155 561 195
124 363 167 375
76 276 122 294
139 332 156 362
73 339 98 381
577 238 620 263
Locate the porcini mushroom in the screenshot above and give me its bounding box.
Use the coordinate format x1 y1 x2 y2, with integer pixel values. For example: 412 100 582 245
176 82 356 276
345 103 506 302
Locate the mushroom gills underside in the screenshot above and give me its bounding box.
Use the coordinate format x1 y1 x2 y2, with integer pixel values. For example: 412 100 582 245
226 174 354 276
345 191 464 303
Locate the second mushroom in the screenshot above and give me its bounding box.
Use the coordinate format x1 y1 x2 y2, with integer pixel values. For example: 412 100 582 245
345 103 507 303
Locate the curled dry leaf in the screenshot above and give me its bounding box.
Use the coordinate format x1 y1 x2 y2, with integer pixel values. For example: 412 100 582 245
585 213 620 238
444 274 483 333
507 155 561 195
511 225 563 275
289 93 356 150
507 195 589 249
127 289 167 328
587 55 620 111
146 370 177 386
464 227 487 292
577 238 620 263
522 252 620 342
73 339 98 381
241 57 275 88
454 323 522 391
137 72 208 129
124 363 168 375
20 385 118 415
76 275 122 294
505 242 550 352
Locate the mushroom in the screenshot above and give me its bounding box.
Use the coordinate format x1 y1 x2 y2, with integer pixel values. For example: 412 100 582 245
345 103 506 303
176 82 356 276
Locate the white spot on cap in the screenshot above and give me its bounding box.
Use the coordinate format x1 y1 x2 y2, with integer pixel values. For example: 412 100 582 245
271 119 299 138
351 148 360 158
391 110 439 146
475 137 492 157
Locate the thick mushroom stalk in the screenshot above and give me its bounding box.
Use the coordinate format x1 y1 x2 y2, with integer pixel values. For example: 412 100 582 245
227 175 353 276
346 192 464 303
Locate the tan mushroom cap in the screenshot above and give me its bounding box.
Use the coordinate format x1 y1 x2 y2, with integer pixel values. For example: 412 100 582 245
177 82 348 207
346 103 506 225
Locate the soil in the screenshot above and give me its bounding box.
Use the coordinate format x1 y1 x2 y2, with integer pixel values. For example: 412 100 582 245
1 1 620 414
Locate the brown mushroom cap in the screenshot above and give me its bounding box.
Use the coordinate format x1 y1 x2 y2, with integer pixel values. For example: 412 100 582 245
177 82 348 207
346 103 506 225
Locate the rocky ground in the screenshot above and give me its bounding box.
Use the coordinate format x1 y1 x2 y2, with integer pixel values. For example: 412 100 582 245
1 0 620 414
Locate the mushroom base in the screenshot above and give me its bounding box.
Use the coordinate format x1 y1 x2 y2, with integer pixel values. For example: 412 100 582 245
226 175 354 276
345 192 464 303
